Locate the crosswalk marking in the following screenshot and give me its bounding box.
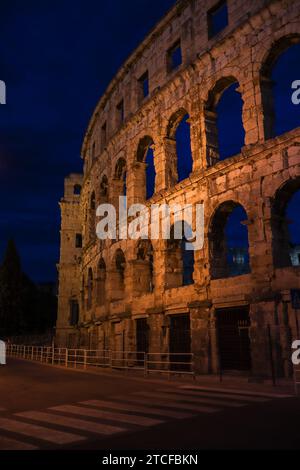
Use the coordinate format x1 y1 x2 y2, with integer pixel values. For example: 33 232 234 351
0 417 86 445
133 391 246 408
49 404 164 427
80 399 193 419
0 435 39 450
115 395 219 413
180 385 293 399
16 411 126 436
0 385 286 450
156 388 269 403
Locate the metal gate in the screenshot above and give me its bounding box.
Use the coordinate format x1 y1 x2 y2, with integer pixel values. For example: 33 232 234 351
169 314 191 371
217 306 251 371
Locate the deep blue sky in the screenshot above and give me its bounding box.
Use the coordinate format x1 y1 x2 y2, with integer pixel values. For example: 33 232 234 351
0 1 299 282
0 0 175 282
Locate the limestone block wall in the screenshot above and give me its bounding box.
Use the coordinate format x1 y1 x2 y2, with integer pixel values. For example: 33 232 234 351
56 0 300 377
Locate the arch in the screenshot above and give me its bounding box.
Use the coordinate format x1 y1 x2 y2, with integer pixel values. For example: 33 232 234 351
81 275 85 311
137 136 156 200
97 258 106 305
166 221 195 289
205 76 245 166
260 35 300 140
115 157 127 196
209 201 250 279
87 268 93 310
272 177 300 268
165 108 193 185
99 174 109 203
89 191 96 240
134 239 154 294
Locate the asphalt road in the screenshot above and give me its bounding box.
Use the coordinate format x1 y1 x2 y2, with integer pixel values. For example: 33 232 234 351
0 358 299 451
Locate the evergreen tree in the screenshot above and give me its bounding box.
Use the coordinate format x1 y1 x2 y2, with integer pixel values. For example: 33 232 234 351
0 239 37 336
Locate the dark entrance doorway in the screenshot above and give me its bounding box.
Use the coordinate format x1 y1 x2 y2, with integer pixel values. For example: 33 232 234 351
216 306 251 372
136 318 149 364
169 314 191 371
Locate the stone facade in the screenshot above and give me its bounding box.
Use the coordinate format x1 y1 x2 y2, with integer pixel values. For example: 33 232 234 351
56 0 300 378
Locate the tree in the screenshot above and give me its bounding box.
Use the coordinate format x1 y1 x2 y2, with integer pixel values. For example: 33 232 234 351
0 239 37 336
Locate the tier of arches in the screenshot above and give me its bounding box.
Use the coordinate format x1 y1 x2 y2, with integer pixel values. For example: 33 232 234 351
81 176 300 313
85 35 300 242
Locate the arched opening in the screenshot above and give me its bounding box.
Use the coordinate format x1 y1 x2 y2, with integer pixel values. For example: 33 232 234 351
73 184 81 195
166 109 193 186
99 175 109 204
134 240 154 295
81 275 85 312
209 202 250 279
272 178 300 268
205 77 245 166
87 268 93 310
113 249 126 300
260 35 300 139
97 258 106 305
115 157 126 196
166 221 195 289
137 136 156 200
88 191 96 242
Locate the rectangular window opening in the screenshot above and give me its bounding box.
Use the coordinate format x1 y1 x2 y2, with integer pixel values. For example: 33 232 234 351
116 99 124 127
167 40 182 73
75 233 82 248
208 0 228 39
101 121 107 152
138 71 149 101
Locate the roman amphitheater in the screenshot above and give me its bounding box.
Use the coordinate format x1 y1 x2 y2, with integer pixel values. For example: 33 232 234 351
56 0 300 378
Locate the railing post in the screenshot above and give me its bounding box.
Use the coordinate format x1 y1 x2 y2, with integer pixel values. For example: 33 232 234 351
84 350 87 370
65 349 68 368
23 346 26 358
52 346 54 365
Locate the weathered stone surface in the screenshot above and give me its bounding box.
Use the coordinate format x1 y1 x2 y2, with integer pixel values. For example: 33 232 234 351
56 0 300 378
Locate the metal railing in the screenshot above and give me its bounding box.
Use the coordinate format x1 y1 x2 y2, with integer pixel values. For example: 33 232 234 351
6 344 195 378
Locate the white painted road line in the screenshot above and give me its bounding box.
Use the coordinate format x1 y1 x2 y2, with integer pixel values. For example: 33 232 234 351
134 391 246 408
0 435 39 450
49 405 164 427
80 399 193 420
0 417 85 445
16 411 126 436
115 395 219 414
179 385 293 399
157 389 269 403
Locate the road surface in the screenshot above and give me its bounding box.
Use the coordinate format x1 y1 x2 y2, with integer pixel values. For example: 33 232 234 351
0 358 299 450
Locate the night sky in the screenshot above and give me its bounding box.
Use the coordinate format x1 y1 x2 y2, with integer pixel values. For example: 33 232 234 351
0 0 175 282
0 1 299 283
